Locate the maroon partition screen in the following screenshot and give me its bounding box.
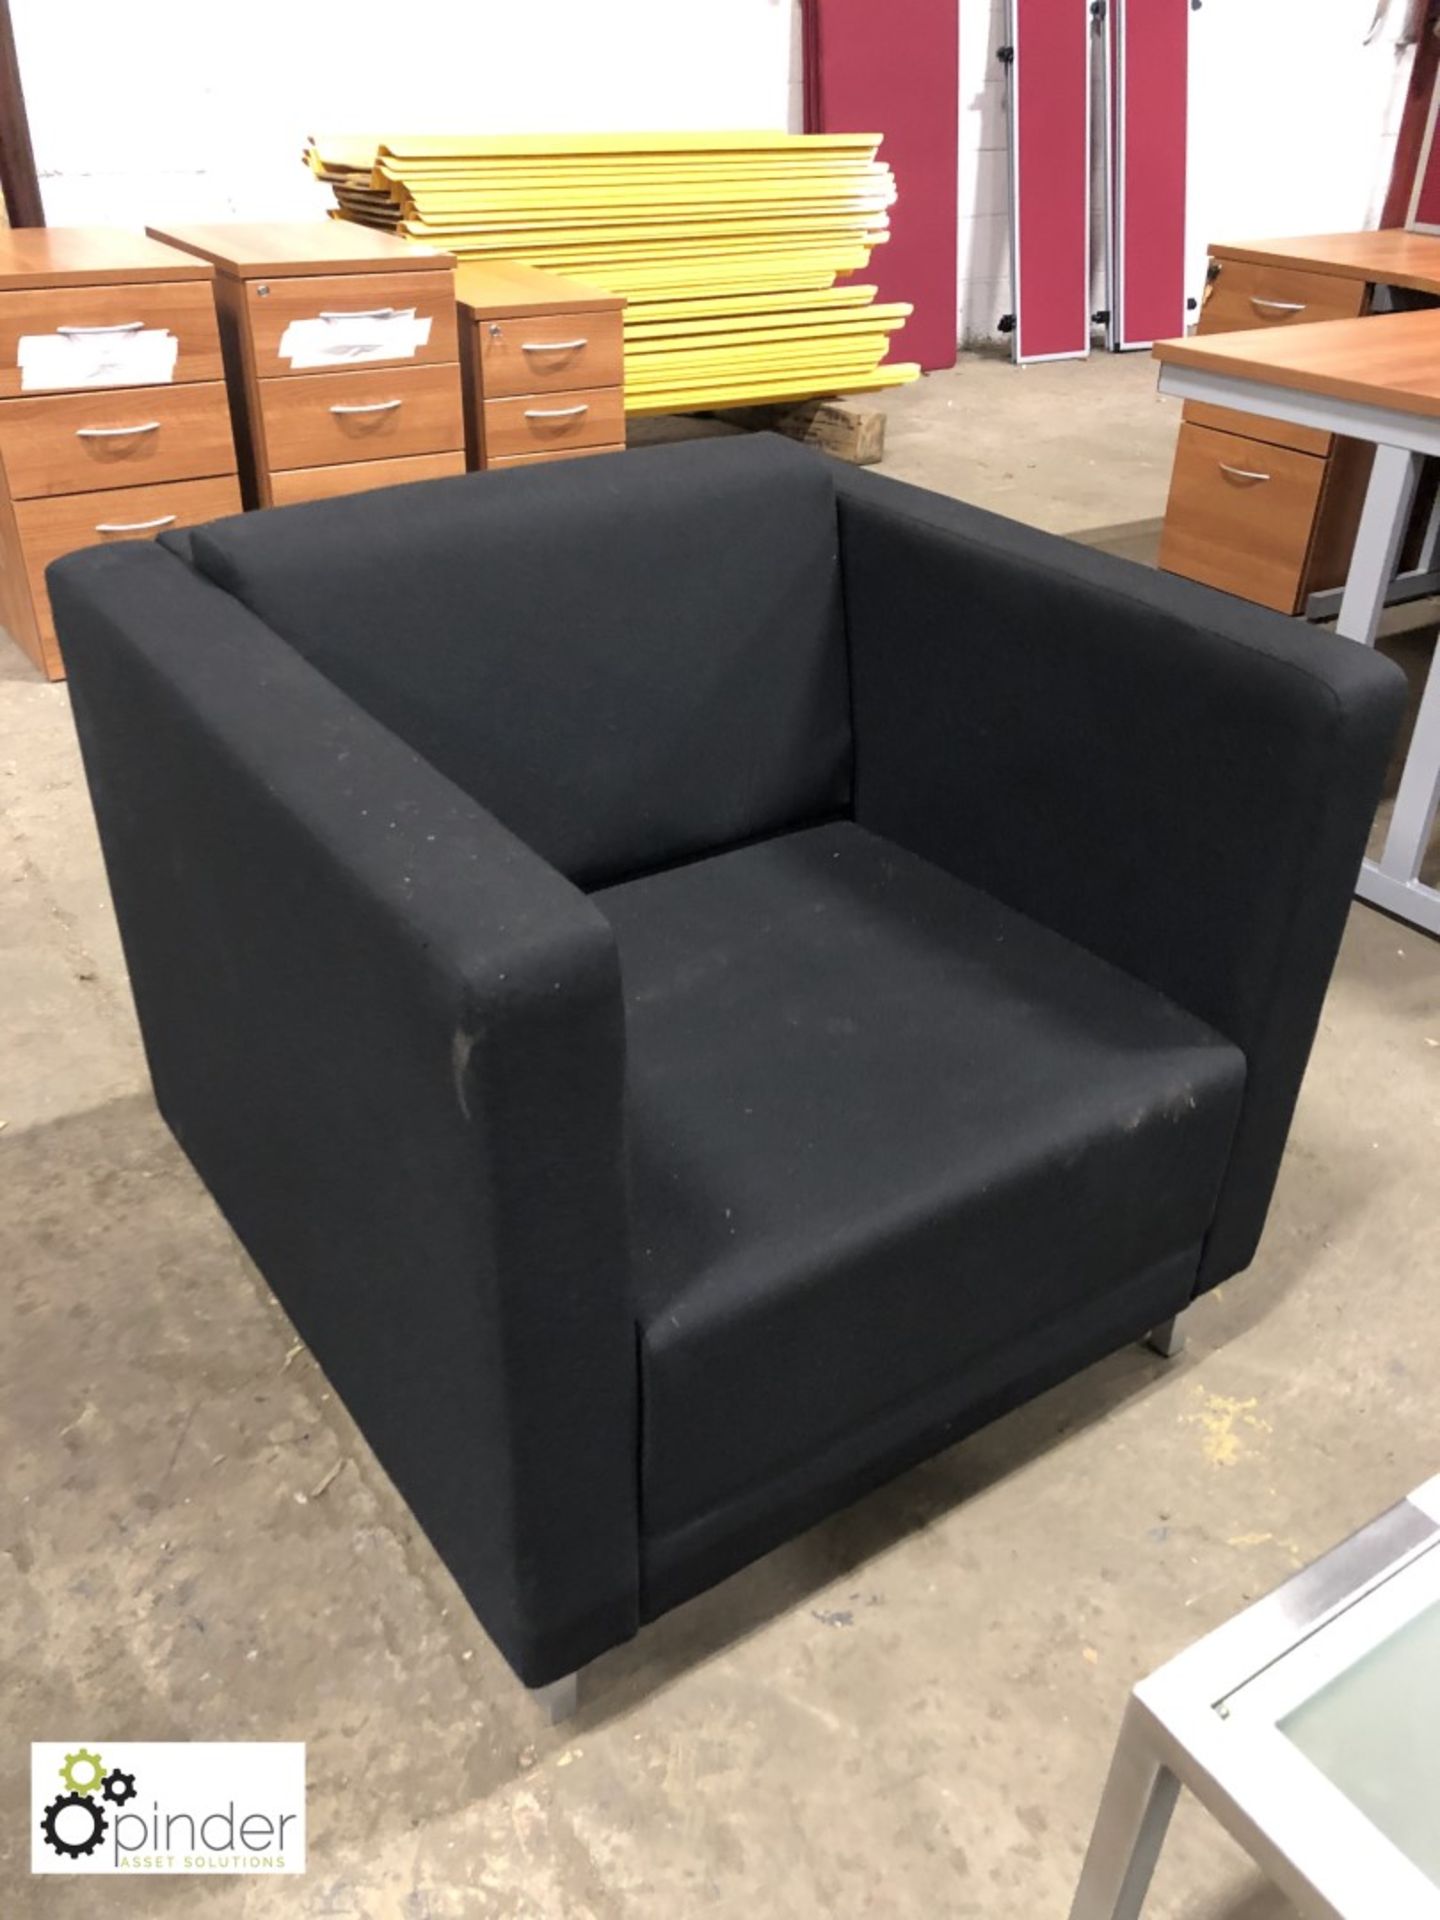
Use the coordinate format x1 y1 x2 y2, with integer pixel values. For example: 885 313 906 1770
1414 142 1440 230
1384 1 1440 228
1407 60 1440 230
805 0 959 371
1107 0 1189 349
1008 0 1092 363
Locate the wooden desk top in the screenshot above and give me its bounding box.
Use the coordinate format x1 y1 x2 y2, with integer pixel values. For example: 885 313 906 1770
1211 229 1440 296
145 220 452 279
454 260 624 319
0 227 215 289
1154 309 1440 420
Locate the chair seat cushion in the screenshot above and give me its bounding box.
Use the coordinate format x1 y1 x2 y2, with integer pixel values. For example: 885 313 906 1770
595 823 1245 1539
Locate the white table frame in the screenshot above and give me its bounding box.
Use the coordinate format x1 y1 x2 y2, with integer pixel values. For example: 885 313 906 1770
1069 1475 1440 1920
1157 362 1440 937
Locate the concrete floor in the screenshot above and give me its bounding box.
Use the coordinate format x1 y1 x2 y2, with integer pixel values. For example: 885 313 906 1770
3 350 1439 1919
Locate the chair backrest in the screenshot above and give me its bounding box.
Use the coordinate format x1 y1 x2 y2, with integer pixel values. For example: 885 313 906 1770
180 434 852 887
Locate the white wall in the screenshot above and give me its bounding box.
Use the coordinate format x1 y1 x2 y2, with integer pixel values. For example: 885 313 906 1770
11 0 1421 351
958 0 1014 345
13 0 804 229
1184 0 1416 302
958 0 1419 346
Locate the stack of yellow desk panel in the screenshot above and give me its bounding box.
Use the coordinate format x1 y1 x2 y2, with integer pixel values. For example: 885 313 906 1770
304 133 920 413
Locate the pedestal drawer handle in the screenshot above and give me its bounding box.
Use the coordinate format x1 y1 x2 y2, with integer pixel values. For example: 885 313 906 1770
1218 463 1272 484
75 421 160 439
57 321 145 336
328 399 403 415
521 337 589 353
1250 298 1307 315
94 514 177 533
523 403 589 419
318 307 400 321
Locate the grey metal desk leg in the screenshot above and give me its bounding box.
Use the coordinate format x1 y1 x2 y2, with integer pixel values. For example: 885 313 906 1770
1418 475 1440 574
1357 633 1440 936
1338 442 1440 936
1069 1697 1181 1920
1379 640 1440 884
1336 444 1423 647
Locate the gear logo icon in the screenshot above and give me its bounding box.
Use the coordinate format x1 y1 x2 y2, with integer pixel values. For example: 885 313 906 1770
58 1748 105 1795
40 1790 108 1859
102 1768 137 1806
39 1748 142 1866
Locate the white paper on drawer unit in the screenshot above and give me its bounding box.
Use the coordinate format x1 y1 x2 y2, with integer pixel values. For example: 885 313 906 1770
18 326 180 391
279 307 432 369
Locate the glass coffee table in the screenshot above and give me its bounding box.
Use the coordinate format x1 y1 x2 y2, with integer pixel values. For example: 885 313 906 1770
1069 1475 1440 1919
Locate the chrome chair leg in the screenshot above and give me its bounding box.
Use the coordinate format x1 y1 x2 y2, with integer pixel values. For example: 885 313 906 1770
530 1670 580 1724
1145 1308 1192 1360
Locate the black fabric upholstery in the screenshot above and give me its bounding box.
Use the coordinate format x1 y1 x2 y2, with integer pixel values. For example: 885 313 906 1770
642 1245 1199 1619
52 435 1406 1690
598 823 1244 1540
155 524 197 566
50 541 638 1687
183 436 852 888
835 467 1407 1289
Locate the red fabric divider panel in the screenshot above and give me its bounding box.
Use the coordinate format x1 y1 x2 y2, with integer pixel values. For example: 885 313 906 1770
1415 140 1440 229
806 0 959 371
1010 0 1091 363
1109 0 1189 349
1409 61 1440 229
1383 0 1440 227
801 0 821 145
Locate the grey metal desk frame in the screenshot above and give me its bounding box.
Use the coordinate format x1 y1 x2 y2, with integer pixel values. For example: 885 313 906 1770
1157 361 1440 937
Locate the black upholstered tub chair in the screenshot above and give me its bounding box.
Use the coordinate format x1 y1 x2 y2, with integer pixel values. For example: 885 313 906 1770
52 435 1404 1716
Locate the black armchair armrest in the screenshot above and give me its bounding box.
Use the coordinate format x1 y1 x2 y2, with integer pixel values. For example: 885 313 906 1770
51 542 636 1685
836 468 1406 1289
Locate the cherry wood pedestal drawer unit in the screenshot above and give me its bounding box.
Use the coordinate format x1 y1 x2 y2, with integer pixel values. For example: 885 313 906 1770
1159 240 1378 614
146 222 466 510
455 262 626 470
1156 231 1440 615
0 228 241 679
